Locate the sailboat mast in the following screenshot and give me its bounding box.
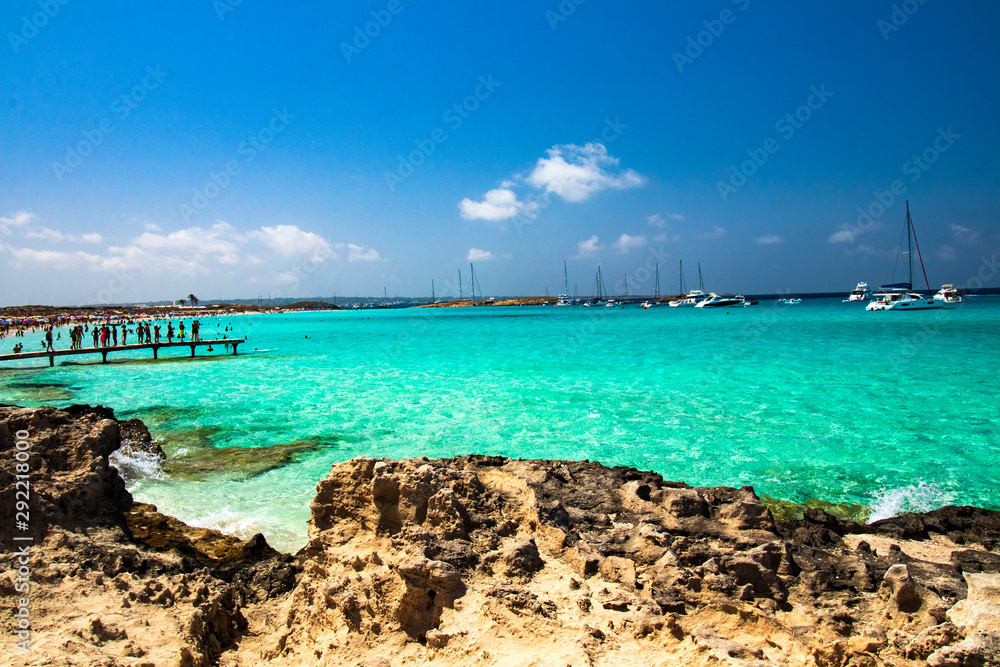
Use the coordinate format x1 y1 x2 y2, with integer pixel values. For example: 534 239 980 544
698 262 704 292
459 269 462 300
431 279 435 302
470 263 475 301
906 201 914 289
563 261 569 295
679 260 685 294
655 263 660 299
624 274 629 298
906 200 933 292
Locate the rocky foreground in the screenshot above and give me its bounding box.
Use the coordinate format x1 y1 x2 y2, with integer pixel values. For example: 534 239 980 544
2 406 999 666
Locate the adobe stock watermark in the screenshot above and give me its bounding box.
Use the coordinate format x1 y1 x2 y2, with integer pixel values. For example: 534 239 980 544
340 0 410 63
545 0 586 31
832 126 960 245
511 116 629 234
716 84 833 202
7 0 71 54
878 0 929 41
384 75 501 191
213 0 244 21
180 107 295 222
672 0 751 73
52 66 170 182
11 427 34 653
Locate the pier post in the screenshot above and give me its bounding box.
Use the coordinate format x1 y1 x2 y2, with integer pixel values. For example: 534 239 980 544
153 346 158 359
101 350 108 364
190 345 196 357
49 355 54 367
231 341 239 355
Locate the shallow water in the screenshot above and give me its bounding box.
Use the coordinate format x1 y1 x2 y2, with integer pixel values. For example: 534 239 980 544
3 297 998 552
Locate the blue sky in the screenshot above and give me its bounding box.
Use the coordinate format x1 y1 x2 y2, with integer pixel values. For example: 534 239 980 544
1 1 998 305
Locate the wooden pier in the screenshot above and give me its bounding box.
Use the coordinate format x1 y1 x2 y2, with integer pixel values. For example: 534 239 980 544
0 338 246 367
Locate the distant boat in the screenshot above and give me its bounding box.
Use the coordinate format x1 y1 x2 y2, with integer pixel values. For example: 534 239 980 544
696 293 747 308
933 284 962 304
778 298 801 305
866 201 943 311
669 261 708 307
844 282 870 302
556 261 572 306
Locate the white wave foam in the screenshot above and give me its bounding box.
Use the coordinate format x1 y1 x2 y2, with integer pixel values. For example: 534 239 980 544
109 447 164 489
868 481 953 523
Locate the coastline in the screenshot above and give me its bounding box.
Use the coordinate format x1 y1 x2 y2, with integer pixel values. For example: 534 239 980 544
2 404 998 666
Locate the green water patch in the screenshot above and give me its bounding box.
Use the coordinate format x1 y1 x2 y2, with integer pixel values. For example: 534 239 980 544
162 436 335 481
2 378 76 403
119 404 215 430
760 494 871 525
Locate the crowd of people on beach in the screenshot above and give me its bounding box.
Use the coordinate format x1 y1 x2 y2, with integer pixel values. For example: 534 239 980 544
3 317 239 355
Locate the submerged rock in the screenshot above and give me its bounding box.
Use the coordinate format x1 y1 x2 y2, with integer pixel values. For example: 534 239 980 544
162 437 327 480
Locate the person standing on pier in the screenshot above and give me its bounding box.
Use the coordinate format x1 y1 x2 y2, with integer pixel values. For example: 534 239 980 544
112 325 118 346
192 319 200 342
154 324 161 343
44 326 54 352
178 321 186 341
167 322 174 342
122 326 129 346
92 327 99 347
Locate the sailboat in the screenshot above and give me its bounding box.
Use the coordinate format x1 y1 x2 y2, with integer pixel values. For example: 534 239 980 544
668 261 708 307
866 201 944 311
642 264 660 308
556 261 572 306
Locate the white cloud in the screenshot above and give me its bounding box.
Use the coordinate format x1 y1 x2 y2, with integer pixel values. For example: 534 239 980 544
458 188 538 222
250 224 333 261
575 235 602 258
467 248 495 262
526 143 646 203
697 225 725 240
937 245 957 261
338 243 382 262
754 234 785 245
0 220 374 280
949 224 980 241
0 211 35 234
613 233 647 253
25 226 103 244
144 222 162 232
828 227 861 244
854 244 877 255
648 212 685 228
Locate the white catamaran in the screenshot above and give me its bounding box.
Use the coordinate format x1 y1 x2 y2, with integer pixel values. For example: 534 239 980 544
867 201 944 311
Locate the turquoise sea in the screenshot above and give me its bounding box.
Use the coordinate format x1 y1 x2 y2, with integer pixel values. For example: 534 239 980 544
2 298 998 552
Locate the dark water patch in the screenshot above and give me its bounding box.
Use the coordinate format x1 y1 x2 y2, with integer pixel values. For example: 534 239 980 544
158 426 224 455
162 437 334 481
760 494 870 525
2 378 76 402
119 404 214 429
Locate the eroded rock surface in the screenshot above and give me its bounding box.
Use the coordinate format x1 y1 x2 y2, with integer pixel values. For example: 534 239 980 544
2 406 999 666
